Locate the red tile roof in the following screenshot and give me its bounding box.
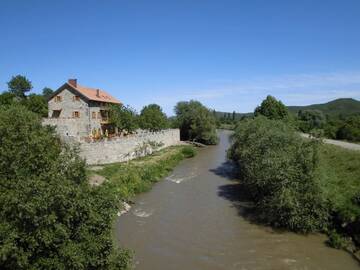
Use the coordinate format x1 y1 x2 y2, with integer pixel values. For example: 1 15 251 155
69 83 121 104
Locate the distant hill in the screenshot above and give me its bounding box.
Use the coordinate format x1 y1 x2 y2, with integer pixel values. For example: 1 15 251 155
288 98 360 116
213 98 360 119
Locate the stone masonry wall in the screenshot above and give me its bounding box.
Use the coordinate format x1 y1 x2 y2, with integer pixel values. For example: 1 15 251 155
79 129 180 165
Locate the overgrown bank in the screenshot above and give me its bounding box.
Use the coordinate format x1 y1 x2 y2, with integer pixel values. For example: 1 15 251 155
228 116 360 257
318 144 360 253
90 145 196 202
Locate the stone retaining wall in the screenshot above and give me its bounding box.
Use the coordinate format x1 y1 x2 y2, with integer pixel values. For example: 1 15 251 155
79 129 180 165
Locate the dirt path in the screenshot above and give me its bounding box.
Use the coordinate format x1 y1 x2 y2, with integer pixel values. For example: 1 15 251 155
301 133 360 151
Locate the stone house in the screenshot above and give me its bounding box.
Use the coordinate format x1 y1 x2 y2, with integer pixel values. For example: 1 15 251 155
44 79 121 139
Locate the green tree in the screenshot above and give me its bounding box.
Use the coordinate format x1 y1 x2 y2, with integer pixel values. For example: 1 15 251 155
254 95 289 120
297 109 326 133
336 115 360 142
109 104 138 133
174 100 218 145
22 93 48 117
228 116 328 232
139 104 168 131
0 92 16 106
42 87 54 99
0 105 131 269
7 75 32 99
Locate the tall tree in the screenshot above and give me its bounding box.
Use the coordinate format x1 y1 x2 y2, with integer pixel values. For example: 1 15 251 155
109 104 138 133
7 75 32 99
139 104 168 131
174 100 218 145
254 95 289 120
42 87 54 99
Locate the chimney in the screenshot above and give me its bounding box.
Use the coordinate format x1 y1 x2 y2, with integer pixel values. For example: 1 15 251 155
96 89 100 97
68 79 77 88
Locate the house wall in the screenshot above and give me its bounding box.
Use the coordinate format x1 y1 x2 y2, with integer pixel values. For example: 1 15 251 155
79 129 180 165
47 88 103 137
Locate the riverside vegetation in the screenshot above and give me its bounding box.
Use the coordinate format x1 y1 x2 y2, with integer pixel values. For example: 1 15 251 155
0 75 204 269
0 104 196 269
228 96 360 256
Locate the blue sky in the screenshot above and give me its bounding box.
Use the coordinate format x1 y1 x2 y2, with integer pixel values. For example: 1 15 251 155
1 0 360 115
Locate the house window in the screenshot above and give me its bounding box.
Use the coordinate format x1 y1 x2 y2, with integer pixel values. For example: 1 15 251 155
55 96 62 102
73 111 80 118
73 95 80 101
97 112 101 119
92 112 96 119
52 110 61 118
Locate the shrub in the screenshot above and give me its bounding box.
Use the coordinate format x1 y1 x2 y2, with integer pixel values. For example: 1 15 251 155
228 116 329 232
327 230 352 249
181 145 197 158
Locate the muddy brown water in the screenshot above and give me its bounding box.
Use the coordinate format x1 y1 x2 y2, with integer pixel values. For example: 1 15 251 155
115 130 359 270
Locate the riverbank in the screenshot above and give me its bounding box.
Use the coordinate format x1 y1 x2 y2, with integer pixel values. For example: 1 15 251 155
89 144 196 200
318 143 360 256
88 144 197 214
230 118 360 260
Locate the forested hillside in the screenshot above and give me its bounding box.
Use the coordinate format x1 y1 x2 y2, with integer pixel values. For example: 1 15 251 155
288 98 360 116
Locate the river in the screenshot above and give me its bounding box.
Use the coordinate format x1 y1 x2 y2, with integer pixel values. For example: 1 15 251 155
115 130 359 270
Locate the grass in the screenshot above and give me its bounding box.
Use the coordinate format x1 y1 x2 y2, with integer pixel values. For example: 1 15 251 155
318 144 360 223
90 145 197 201
317 143 360 252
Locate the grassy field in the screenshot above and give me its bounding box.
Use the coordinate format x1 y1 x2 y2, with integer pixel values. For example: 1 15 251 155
317 143 360 250
318 144 360 222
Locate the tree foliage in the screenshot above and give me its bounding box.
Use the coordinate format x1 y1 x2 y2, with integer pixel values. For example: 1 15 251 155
297 109 326 133
7 75 32 99
0 92 16 106
335 115 360 142
228 117 329 232
0 105 131 269
254 95 289 120
174 100 218 145
42 87 54 100
109 104 138 133
139 104 168 131
22 94 48 117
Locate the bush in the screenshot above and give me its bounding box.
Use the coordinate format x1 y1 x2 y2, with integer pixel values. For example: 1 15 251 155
228 117 329 232
0 105 131 269
181 146 197 158
327 230 352 249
